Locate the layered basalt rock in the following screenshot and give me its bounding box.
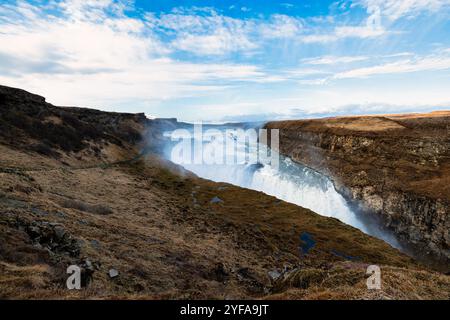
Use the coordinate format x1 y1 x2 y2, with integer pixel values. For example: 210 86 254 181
1 85 448 299
265 114 450 266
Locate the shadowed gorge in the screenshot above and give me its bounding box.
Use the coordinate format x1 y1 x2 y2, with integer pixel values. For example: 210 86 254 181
164 124 401 249
265 115 450 271
1 0 450 308
0 85 449 300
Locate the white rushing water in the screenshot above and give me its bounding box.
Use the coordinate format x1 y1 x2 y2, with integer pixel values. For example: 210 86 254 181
165 125 400 248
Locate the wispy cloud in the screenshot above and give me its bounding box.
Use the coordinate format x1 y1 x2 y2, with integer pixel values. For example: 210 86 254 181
292 49 450 86
146 7 387 54
300 6 387 43
145 9 259 55
358 0 450 21
280 3 295 9
0 0 449 121
334 51 450 79
0 1 272 108
259 14 304 39
302 55 369 65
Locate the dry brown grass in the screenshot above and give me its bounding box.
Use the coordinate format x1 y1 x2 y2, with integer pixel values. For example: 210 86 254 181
0 98 448 299
266 263 450 300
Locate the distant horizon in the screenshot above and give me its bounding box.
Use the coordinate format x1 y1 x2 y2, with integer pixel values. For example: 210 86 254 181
1 0 450 122
4 82 450 124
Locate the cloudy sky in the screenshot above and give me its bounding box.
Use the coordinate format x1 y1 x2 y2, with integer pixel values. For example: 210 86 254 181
1 0 450 122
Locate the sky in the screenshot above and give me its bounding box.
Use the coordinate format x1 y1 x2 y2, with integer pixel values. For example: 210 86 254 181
1 0 450 122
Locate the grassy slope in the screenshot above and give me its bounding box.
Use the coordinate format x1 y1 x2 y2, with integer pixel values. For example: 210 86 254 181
1 145 448 299
0 86 448 299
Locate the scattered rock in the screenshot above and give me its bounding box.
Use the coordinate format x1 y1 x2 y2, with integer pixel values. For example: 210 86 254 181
268 270 281 281
108 268 119 278
210 196 223 204
17 220 80 257
53 225 66 240
90 239 101 250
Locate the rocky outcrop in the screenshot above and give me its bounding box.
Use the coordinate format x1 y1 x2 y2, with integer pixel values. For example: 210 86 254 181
1 85 448 299
0 85 149 156
265 114 450 266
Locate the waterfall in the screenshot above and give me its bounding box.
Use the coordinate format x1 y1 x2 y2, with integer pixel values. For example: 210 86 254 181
181 159 368 232
165 125 401 249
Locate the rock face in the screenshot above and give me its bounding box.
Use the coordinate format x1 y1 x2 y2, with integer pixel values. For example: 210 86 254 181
1 85 449 299
265 114 450 265
0 85 148 153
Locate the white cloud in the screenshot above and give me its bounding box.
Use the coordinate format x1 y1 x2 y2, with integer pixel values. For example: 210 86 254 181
301 27 385 42
144 4 393 54
146 8 385 53
280 3 295 9
1 1 449 121
298 78 329 85
359 0 450 21
289 49 450 87
334 51 450 78
301 10 386 43
302 55 369 65
334 25 385 38
171 28 257 55
259 14 303 38
0 1 271 110
145 10 258 55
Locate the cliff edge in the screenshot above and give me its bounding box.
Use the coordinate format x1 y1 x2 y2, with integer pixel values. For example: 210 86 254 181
265 113 450 268
1 85 448 299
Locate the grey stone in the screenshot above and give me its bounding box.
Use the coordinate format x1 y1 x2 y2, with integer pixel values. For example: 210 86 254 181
108 268 119 278
210 196 223 204
268 270 281 281
84 259 94 271
53 225 66 240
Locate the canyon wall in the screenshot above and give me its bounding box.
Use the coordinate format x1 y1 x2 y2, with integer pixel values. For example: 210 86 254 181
6 85 448 299
265 114 450 265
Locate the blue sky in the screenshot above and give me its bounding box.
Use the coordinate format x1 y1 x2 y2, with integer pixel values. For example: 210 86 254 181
1 0 450 122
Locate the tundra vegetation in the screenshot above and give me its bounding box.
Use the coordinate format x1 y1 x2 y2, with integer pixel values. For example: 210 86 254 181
0 85 448 299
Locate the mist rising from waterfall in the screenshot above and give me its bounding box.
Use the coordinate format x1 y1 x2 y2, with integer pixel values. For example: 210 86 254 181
164 124 401 249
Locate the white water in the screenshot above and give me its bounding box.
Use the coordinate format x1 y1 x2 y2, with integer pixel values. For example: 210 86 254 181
166 126 400 248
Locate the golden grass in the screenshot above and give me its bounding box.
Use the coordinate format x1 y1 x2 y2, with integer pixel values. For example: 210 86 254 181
0 139 447 300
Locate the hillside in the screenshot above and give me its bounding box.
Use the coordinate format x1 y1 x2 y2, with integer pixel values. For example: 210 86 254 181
0 85 448 299
265 113 450 270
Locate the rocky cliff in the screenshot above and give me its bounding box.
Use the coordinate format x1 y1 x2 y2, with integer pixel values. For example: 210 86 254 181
265 114 450 269
1 85 448 299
